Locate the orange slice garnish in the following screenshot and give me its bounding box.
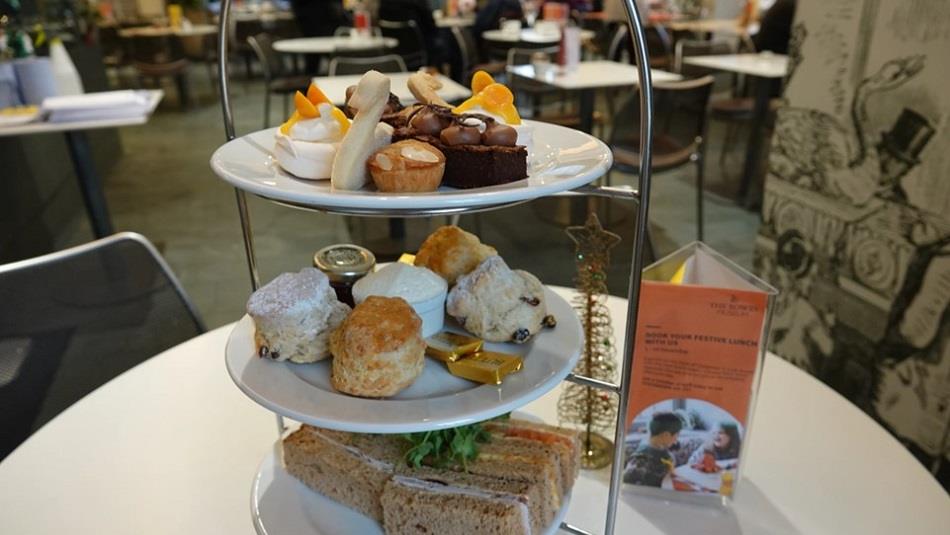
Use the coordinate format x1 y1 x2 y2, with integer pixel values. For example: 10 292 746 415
471 70 495 93
280 111 301 135
330 107 350 135
453 82 521 125
306 82 331 105
294 91 319 118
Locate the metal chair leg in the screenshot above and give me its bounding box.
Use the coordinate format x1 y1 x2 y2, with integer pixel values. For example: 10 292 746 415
264 92 271 129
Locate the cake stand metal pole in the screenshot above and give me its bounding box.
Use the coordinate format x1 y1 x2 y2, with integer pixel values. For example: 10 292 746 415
602 1 655 534
218 0 285 435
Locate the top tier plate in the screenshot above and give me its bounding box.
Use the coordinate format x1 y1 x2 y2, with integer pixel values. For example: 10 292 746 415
209 121 611 215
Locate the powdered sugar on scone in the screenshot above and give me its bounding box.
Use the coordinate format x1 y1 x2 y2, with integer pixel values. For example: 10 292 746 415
446 256 547 343
247 268 349 363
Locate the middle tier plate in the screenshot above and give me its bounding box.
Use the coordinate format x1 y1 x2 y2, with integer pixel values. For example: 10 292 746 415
225 286 582 433
210 121 611 214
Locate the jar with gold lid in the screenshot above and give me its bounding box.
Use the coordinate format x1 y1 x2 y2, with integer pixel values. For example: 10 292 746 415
312 244 376 307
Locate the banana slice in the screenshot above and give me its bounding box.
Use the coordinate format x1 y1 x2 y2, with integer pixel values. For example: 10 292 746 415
331 70 394 191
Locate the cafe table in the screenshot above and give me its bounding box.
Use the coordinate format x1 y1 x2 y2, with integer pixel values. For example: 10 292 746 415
118 24 218 38
663 18 757 37
435 14 475 28
273 36 399 55
507 60 682 133
682 52 788 205
1 287 945 534
0 90 163 238
482 27 596 45
310 72 470 106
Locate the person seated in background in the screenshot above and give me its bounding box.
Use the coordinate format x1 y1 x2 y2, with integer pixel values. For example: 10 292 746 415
378 0 445 65
290 0 350 37
687 422 742 465
752 0 797 54
623 412 683 487
474 0 524 37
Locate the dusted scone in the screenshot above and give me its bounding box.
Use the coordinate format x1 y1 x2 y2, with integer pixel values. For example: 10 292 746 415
246 268 350 363
330 296 425 397
447 256 547 343
368 140 445 192
414 225 497 285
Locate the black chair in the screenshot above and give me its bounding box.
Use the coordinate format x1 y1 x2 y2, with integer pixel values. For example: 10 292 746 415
230 18 265 78
606 23 673 69
129 34 191 108
608 76 715 240
379 19 428 70
327 54 408 76
450 25 505 84
0 232 205 459
247 33 313 128
506 46 583 127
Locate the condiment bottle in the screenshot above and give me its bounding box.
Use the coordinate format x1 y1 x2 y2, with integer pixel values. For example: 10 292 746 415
313 244 376 307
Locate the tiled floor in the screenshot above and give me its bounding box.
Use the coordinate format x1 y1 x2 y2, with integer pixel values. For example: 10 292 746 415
58 69 762 328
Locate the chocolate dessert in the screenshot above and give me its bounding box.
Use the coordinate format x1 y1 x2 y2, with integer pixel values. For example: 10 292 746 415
388 105 528 189
343 85 404 121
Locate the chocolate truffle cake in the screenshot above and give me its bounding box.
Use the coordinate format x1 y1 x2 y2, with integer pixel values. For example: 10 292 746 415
389 105 528 189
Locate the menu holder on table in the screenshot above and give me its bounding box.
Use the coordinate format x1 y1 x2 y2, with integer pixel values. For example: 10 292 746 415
623 242 776 504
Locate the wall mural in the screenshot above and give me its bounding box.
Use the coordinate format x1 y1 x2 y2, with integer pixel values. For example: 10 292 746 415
755 0 950 477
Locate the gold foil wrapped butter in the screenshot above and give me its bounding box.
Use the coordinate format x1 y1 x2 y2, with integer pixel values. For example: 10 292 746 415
447 351 523 385
398 253 416 265
426 332 483 363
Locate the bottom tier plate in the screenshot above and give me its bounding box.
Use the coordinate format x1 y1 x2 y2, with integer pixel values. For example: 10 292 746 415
251 442 572 535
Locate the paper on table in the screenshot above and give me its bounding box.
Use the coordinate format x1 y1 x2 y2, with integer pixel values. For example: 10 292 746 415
43 90 153 123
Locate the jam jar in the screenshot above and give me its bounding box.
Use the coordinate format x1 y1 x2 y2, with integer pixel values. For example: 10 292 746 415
312 244 376 307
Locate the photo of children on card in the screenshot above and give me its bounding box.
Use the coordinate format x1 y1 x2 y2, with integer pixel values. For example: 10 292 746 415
624 398 742 495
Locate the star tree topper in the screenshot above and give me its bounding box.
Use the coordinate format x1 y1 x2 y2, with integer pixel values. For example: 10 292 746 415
566 213 621 264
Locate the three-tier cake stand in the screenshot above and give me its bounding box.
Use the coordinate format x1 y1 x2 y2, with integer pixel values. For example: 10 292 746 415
211 2 657 533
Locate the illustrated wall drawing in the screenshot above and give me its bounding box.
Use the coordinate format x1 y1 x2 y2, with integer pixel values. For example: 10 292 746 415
755 0 950 479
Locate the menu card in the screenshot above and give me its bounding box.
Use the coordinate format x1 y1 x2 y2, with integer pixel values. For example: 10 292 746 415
622 242 776 502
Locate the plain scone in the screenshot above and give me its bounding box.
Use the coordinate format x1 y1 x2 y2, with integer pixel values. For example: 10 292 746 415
414 225 496 285
246 268 350 363
446 256 547 343
330 296 425 397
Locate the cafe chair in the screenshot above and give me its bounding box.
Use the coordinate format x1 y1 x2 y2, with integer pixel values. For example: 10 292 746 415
328 54 408 76
379 19 428 70
0 232 205 459
674 38 757 171
130 34 191 109
606 23 673 69
505 46 588 129
247 33 314 129
607 76 715 241
230 18 265 78
449 26 505 84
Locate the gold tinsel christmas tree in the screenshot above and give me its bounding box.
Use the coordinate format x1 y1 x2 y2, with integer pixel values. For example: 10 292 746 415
558 213 621 469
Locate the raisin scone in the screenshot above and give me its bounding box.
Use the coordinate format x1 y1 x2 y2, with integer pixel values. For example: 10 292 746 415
446 256 551 343
246 268 350 363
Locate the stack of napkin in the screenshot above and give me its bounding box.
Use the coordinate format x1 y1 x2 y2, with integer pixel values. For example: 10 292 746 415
42 90 154 123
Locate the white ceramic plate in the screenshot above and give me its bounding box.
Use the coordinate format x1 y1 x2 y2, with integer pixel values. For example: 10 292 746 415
210 121 611 212
226 287 582 433
251 441 572 535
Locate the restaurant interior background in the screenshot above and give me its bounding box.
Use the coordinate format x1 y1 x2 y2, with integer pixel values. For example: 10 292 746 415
2 0 948 490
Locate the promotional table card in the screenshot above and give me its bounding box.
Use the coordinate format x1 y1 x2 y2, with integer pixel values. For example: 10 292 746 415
623 242 776 503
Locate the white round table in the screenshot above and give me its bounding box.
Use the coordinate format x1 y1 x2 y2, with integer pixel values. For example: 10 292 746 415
272 36 399 54
0 288 946 534
482 28 596 44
